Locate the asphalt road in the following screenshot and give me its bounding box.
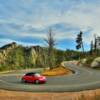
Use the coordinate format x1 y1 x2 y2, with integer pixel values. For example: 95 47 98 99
0 61 100 92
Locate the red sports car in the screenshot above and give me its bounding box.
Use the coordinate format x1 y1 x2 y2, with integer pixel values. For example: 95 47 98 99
21 72 46 84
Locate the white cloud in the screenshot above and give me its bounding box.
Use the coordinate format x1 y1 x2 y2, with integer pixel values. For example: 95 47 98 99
58 3 100 44
0 0 100 47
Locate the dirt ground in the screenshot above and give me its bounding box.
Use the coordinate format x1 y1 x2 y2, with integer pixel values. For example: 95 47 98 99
0 89 100 100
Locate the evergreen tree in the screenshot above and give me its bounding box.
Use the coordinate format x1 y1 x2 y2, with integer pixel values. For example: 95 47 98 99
94 35 97 52
90 40 94 55
76 31 84 53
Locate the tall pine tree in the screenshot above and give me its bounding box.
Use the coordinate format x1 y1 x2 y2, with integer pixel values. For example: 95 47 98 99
76 31 84 53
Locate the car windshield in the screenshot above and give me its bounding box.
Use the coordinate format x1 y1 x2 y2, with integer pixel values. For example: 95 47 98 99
26 72 34 76
34 73 41 77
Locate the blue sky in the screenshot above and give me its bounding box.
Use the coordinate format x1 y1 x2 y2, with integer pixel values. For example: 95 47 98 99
0 0 100 50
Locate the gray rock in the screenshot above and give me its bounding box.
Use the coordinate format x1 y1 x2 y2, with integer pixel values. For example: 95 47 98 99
91 57 100 68
78 59 87 67
81 59 87 64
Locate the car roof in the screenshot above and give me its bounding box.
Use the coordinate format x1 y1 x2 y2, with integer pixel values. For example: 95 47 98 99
25 72 36 75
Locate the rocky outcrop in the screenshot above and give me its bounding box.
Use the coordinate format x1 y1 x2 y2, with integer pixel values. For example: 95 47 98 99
91 57 100 68
0 42 18 63
30 48 38 64
0 42 41 70
79 57 100 68
79 59 87 66
77 58 87 67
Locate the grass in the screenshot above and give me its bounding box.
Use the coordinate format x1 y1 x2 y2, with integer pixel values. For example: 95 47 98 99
41 65 72 76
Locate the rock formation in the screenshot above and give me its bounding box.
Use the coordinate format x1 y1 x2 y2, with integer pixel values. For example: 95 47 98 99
91 57 100 68
0 42 41 70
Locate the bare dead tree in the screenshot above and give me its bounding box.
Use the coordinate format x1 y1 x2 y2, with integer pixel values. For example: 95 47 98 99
44 29 56 69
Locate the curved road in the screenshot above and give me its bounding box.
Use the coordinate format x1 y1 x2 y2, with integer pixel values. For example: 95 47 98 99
0 61 100 92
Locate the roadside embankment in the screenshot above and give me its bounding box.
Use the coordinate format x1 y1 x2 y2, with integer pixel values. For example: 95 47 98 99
0 89 100 100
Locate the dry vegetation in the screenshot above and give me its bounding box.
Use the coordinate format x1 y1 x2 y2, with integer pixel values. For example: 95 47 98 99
0 89 100 100
41 66 72 76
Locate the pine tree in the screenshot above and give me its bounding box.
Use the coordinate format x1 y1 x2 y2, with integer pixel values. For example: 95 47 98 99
94 35 97 55
76 31 84 53
90 40 94 55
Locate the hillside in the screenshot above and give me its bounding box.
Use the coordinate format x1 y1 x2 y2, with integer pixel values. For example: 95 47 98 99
0 42 41 71
0 42 80 71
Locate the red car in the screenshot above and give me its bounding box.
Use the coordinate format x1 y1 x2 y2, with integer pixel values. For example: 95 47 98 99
21 72 46 84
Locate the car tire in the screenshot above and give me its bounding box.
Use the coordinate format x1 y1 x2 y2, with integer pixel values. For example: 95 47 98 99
21 79 26 83
35 80 39 84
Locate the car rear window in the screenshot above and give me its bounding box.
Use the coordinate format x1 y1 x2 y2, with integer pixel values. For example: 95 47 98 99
34 73 41 77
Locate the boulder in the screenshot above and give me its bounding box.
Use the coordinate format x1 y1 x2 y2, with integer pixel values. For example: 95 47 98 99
81 59 87 64
78 59 87 66
91 57 100 68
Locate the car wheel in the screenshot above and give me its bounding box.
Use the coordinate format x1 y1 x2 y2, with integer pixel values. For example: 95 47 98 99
21 79 26 83
35 80 39 84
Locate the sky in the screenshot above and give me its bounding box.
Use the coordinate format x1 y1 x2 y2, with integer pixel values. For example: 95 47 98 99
0 0 100 51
